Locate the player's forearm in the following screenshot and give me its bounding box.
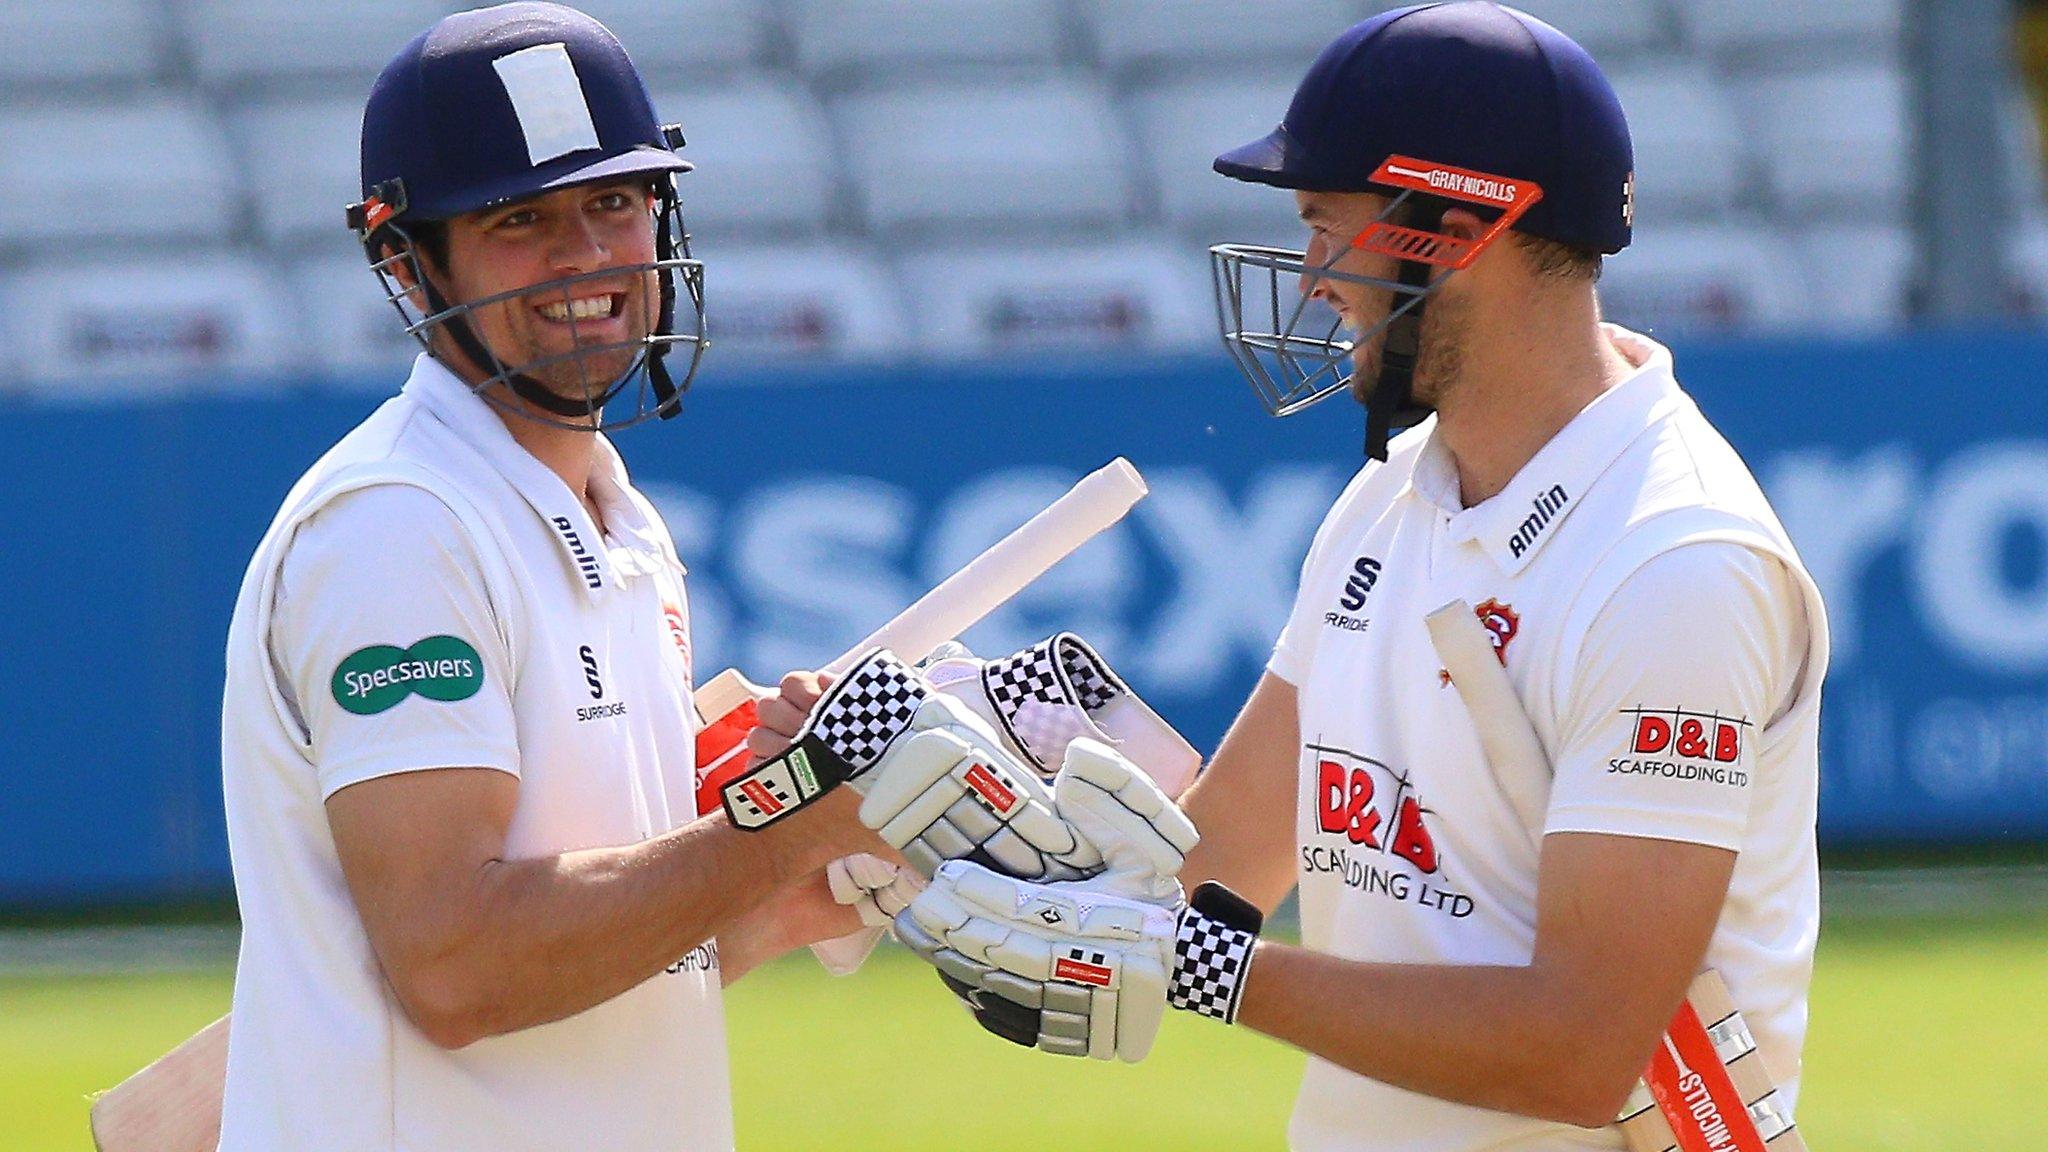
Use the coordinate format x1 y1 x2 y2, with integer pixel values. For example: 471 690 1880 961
1235 943 1648 1127
400 800 864 1046
716 869 865 985
1177 772 1295 914
1175 673 1300 913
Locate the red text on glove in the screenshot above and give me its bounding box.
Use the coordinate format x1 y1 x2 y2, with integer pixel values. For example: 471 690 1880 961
739 779 782 816
964 761 1024 816
1054 955 1115 987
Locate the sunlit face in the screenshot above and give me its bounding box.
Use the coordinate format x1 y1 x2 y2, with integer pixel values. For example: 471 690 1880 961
1294 189 1404 401
1293 188 1465 408
428 179 661 408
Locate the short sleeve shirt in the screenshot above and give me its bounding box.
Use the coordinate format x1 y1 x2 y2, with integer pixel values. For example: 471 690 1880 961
1270 327 1827 1152
219 355 733 1152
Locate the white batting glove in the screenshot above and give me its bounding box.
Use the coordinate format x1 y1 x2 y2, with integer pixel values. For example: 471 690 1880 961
896 864 1262 1062
825 853 926 930
722 649 1194 887
858 712 1199 890
922 633 1200 799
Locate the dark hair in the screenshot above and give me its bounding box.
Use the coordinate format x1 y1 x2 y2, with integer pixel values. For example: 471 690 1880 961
401 220 450 272
1512 232 1603 282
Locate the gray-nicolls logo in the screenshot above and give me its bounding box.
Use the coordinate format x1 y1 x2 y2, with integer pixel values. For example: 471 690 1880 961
551 515 603 588
579 645 604 699
1507 485 1569 558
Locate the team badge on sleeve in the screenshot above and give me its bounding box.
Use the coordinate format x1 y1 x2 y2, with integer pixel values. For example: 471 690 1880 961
330 636 485 715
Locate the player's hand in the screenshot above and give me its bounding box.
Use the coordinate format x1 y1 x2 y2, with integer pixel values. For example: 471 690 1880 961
746 670 832 764
856 708 1198 888
826 852 925 929
895 864 1262 1062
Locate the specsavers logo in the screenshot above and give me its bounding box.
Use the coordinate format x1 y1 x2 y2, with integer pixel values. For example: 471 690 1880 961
330 636 486 716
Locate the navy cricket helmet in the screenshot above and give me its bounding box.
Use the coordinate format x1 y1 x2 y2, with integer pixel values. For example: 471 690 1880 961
348 1 706 430
1208 2 1635 459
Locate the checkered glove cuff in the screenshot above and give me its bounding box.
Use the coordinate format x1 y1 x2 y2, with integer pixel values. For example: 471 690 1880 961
1167 882 1261 1025
722 649 929 830
804 650 930 771
980 632 1125 766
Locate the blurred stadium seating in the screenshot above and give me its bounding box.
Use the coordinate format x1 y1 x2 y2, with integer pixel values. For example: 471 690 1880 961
0 0 2041 392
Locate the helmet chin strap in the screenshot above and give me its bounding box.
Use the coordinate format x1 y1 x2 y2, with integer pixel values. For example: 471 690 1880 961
1359 199 1446 462
645 184 685 421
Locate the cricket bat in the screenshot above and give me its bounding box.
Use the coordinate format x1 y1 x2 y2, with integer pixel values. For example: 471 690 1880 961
88 458 1150 1152
1423 601 1806 1152
703 457 1148 974
691 456 1150 814
88 1014 228 1152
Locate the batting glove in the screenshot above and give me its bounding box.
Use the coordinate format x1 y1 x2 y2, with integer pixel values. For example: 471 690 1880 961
722 650 1196 890
922 632 1200 799
808 635 1201 976
897 863 1262 1062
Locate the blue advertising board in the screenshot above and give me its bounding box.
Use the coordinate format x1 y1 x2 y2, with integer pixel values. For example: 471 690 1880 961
2 333 2044 903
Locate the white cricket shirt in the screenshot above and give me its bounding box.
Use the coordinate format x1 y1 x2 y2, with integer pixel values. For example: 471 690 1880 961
218 355 732 1152
1270 327 1827 1152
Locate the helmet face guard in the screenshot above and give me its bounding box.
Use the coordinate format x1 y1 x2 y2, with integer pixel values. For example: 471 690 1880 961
353 172 707 433
1210 156 1544 454
1210 226 1425 419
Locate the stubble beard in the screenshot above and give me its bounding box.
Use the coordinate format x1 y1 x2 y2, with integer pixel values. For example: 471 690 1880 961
1345 284 1465 412
477 274 655 403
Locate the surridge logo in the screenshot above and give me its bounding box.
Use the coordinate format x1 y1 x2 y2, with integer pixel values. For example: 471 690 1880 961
1507 484 1569 558
1324 555 1381 632
551 515 603 588
579 644 604 699
331 635 484 715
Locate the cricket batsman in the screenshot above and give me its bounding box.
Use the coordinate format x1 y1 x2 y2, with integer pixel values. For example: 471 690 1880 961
214 6 881 1148
869 5 1833 1149
215 6 1197 1147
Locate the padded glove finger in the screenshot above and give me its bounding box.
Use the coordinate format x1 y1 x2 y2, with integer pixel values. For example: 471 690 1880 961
854 694 1095 882
1052 739 1198 900
926 632 1200 798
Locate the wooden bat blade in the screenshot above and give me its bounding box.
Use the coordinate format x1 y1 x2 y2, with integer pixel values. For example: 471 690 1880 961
1618 972 1808 1152
823 457 1147 677
1423 599 1547 778
89 1013 229 1152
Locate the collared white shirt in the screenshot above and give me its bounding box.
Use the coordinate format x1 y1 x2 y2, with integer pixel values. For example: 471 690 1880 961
1270 327 1828 1152
219 355 732 1152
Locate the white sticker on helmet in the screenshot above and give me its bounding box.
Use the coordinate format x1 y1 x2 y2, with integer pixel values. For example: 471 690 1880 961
492 42 602 167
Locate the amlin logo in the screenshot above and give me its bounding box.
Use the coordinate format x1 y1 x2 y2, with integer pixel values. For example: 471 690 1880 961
330 635 486 715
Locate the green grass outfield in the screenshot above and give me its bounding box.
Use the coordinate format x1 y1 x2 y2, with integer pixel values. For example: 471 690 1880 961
4 911 2044 1151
